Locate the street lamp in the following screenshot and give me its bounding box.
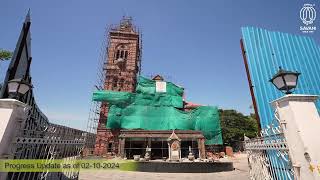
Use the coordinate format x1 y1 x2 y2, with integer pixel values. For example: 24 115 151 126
269 67 300 94
7 78 32 99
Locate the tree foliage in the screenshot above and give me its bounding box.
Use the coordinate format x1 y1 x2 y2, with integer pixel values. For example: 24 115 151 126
219 109 258 150
0 49 13 61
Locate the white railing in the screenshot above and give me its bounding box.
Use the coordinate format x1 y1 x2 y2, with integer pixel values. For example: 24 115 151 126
245 124 294 180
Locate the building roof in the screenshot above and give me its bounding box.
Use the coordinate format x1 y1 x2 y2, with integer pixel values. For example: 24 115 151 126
184 101 202 109
168 130 181 141
152 75 164 81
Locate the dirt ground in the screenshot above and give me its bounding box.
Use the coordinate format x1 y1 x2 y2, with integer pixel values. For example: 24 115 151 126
79 154 250 180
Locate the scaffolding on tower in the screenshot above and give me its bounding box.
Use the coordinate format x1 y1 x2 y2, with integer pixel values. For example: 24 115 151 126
84 25 111 154
85 17 143 155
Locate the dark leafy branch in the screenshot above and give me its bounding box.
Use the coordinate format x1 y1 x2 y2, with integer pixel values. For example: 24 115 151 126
0 49 13 61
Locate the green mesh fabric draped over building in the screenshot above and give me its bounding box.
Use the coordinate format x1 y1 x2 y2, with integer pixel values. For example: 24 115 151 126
93 76 223 145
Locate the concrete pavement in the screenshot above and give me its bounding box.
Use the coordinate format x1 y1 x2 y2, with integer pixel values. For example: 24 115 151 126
79 154 249 180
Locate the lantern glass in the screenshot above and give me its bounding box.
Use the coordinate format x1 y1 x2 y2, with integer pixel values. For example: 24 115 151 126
19 83 31 94
8 81 19 93
284 74 298 87
272 76 285 90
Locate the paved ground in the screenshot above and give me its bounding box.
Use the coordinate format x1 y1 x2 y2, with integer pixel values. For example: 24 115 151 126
79 154 249 180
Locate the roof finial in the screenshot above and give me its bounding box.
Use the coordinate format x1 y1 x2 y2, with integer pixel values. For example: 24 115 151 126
26 9 31 23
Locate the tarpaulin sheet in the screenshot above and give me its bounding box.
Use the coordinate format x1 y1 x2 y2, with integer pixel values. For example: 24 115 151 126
93 76 222 145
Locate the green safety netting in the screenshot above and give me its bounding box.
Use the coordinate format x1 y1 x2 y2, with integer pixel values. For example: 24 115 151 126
93 76 223 145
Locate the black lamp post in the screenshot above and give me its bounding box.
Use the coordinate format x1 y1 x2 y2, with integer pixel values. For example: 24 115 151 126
7 78 32 99
269 67 300 94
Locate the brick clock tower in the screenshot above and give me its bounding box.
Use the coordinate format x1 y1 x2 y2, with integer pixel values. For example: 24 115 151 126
95 17 141 156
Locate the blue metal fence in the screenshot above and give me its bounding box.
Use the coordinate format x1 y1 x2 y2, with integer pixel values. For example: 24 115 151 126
241 27 320 129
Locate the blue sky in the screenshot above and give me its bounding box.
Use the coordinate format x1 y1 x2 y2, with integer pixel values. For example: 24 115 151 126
0 0 319 130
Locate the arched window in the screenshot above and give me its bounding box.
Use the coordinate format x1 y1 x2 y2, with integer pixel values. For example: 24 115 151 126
112 77 118 89
118 79 125 90
120 51 124 59
115 44 129 60
116 50 120 59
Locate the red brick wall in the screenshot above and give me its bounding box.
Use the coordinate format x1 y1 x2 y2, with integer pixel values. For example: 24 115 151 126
94 18 140 156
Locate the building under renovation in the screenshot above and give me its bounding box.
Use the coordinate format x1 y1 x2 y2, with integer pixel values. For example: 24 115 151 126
92 17 222 159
